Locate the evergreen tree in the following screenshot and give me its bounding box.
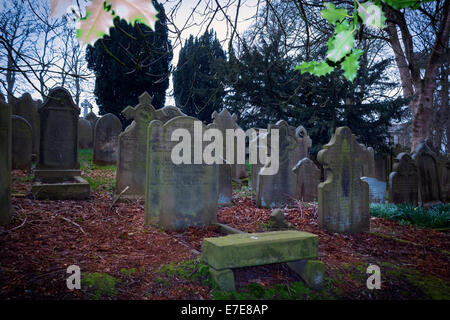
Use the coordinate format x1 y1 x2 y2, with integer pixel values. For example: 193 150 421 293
86 1 172 127
226 32 407 156
173 29 226 123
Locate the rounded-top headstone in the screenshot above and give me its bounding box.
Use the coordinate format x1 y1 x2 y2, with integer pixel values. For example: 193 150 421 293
93 113 122 165
78 118 93 149
11 115 32 171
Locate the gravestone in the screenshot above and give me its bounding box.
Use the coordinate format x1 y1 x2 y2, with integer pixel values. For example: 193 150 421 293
32 87 90 200
361 146 376 178
250 129 268 191
294 126 312 160
78 118 93 149
93 113 122 165
85 110 98 128
12 93 40 159
145 116 218 230
11 115 32 171
211 109 237 205
292 157 320 202
388 153 418 205
0 99 12 224
256 120 299 208
412 140 442 206
439 156 450 202
116 92 185 199
361 177 386 203
317 126 369 233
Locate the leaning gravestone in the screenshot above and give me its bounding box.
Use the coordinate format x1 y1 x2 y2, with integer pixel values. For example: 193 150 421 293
116 92 185 200
93 113 122 165
211 109 237 205
145 116 218 230
11 115 32 171
292 157 320 202
412 140 442 206
0 98 12 224
78 118 93 149
317 126 369 233
12 93 40 159
387 152 418 205
32 87 90 200
256 120 299 208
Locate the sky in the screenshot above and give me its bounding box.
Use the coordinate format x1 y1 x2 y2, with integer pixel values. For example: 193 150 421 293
22 0 259 115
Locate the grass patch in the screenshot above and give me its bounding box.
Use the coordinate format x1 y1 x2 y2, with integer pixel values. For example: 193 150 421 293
79 149 116 191
79 149 116 172
370 203 450 228
158 260 211 285
82 272 119 299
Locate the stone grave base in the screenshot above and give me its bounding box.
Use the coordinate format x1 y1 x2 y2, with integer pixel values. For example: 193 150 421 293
32 175 90 200
202 230 324 291
34 169 81 183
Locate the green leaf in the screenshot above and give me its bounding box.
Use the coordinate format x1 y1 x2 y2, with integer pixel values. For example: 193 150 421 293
326 30 355 62
341 49 364 82
335 19 351 33
383 0 433 9
358 2 386 29
320 2 348 25
296 61 334 77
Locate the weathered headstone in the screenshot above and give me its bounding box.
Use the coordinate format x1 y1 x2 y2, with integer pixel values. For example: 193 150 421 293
317 126 369 233
85 110 98 128
361 146 376 178
11 115 32 171
93 113 122 165
211 109 238 205
32 87 90 200
294 125 312 160
292 157 320 202
116 92 185 199
256 120 299 208
388 153 418 205
12 93 40 159
361 177 386 203
0 99 12 224
78 118 93 149
145 116 218 230
412 140 442 206
250 129 268 191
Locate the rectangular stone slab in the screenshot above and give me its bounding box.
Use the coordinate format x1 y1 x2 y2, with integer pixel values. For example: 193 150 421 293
202 231 318 270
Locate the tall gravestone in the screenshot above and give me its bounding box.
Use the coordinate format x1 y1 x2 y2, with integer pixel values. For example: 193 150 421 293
145 116 218 230
11 115 32 171
32 87 90 199
93 113 122 165
116 92 185 199
256 120 299 208
78 118 93 149
0 98 12 224
361 146 376 177
317 126 369 233
211 109 237 205
412 141 442 206
294 126 312 160
12 93 40 159
388 152 418 205
292 157 320 202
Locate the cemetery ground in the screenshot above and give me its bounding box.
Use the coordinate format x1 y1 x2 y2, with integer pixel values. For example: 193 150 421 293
1 149 449 300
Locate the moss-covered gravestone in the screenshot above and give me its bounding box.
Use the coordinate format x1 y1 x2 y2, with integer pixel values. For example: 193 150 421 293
292 157 320 202
116 92 185 200
0 98 12 224
412 140 442 206
388 153 418 205
211 109 238 206
256 120 299 208
93 113 122 165
317 126 369 233
145 116 218 230
32 87 90 200
78 118 93 149
11 115 32 171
